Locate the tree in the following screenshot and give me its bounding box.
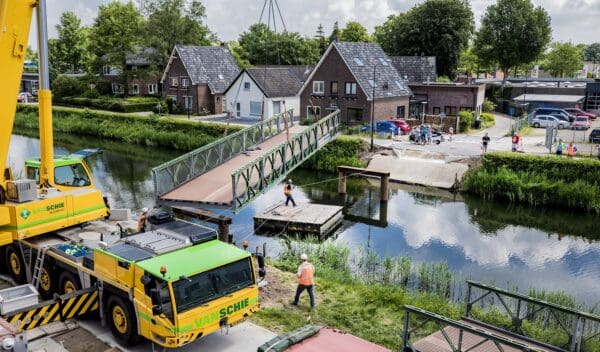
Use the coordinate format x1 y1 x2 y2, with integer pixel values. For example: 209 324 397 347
374 0 474 78
339 21 370 42
458 48 479 77
585 43 600 63
543 42 584 78
89 1 144 96
474 0 551 84
49 12 89 75
144 0 216 63
233 23 320 66
316 24 327 54
329 21 340 43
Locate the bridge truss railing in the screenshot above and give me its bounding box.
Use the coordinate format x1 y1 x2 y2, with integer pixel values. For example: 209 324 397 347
231 110 341 211
152 109 294 197
464 280 600 352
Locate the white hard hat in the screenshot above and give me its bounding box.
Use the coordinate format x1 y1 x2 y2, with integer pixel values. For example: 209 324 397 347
288 179 292 183
142 207 149 213
301 253 308 260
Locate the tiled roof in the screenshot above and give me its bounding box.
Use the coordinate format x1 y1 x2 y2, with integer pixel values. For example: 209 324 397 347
390 56 437 83
125 48 158 66
175 45 240 94
245 66 313 97
333 42 412 99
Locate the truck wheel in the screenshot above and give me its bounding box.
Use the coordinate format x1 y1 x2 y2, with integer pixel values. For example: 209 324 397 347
38 265 55 298
107 295 141 346
5 245 26 283
58 271 81 294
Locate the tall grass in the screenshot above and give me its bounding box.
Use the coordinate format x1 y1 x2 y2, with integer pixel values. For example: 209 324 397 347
301 136 366 173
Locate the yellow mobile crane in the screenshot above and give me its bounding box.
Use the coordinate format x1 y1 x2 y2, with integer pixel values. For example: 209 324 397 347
0 1 108 281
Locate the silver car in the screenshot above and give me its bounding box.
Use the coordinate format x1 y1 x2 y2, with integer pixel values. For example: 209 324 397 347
530 115 569 129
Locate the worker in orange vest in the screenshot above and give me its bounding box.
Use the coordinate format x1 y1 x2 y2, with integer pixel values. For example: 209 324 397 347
567 143 577 157
292 253 315 309
284 179 296 206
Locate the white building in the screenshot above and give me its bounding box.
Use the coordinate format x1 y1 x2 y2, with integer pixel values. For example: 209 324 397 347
224 66 312 119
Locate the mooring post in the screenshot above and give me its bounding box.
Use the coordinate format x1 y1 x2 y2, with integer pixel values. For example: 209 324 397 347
338 171 347 194
380 175 390 201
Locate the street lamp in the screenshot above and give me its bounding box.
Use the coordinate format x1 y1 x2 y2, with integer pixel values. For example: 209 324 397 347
186 84 190 120
421 101 428 124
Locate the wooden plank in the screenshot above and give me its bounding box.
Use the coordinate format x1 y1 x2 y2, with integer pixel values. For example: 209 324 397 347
338 166 390 177
254 203 343 236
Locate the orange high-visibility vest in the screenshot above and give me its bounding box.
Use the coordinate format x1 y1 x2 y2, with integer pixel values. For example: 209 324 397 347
567 145 575 156
298 263 314 285
284 184 292 196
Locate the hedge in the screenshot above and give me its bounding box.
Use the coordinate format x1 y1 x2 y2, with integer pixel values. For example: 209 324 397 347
301 136 366 173
55 96 161 113
15 105 242 151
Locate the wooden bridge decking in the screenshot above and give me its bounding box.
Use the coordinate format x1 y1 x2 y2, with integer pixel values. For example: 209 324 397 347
159 125 305 206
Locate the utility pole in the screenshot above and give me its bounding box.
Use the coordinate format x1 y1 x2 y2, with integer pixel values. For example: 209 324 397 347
370 64 377 152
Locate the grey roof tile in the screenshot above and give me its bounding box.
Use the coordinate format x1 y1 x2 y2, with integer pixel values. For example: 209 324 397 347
245 66 313 97
333 42 412 100
175 45 240 94
390 56 437 83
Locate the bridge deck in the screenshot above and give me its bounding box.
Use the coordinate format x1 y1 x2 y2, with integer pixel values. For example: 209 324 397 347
159 125 305 206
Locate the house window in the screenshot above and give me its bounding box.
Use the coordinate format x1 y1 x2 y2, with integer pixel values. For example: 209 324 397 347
330 81 338 96
148 84 158 95
396 106 405 119
433 107 441 115
345 82 357 96
103 65 111 75
170 77 179 87
131 65 138 71
181 78 189 88
167 95 177 103
347 108 363 123
244 82 251 90
236 102 241 117
444 106 457 116
250 101 262 116
307 106 321 119
131 84 139 95
111 83 123 94
183 96 193 110
273 101 281 114
312 81 324 95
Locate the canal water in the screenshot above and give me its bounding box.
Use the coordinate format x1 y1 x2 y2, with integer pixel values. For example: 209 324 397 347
8 132 600 306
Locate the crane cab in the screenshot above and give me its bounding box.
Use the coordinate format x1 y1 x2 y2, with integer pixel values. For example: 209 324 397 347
25 155 96 191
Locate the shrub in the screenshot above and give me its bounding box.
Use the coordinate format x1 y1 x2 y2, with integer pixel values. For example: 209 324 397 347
458 111 474 132
436 75 451 83
480 112 495 128
302 136 366 173
52 75 86 99
482 98 497 113
55 96 162 113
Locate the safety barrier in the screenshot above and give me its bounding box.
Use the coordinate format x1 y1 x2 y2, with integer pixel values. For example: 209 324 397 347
231 110 341 211
152 109 295 197
2 286 99 332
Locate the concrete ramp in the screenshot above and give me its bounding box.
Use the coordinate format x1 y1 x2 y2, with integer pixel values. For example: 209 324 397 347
368 154 469 189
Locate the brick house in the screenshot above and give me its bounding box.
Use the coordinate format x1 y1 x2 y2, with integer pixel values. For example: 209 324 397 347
161 45 239 115
100 48 162 96
298 42 412 124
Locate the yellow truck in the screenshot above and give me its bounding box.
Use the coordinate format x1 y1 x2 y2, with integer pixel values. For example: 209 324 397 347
0 0 263 348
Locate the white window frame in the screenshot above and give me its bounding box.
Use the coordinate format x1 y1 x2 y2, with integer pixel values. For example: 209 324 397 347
103 65 110 75
167 95 177 102
148 84 158 95
131 84 140 95
244 82 251 90
131 65 138 71
111 83 123 94
307 105 321 118
312 81 324 95
250 101 262 116
236 102 241 117
273 100 281 114
181 78 189 88
345 82 357 96
170 77 179 87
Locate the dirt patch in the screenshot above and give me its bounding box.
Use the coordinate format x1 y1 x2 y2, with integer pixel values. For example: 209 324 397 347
259 265 297 309
52 327 113 352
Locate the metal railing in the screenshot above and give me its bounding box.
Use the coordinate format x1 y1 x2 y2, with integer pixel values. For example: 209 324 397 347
152 109 294 197
402 305 541 352
464 280 600 352
231 110 341 211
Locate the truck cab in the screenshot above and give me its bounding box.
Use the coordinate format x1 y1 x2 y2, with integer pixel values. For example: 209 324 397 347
25 155 96 191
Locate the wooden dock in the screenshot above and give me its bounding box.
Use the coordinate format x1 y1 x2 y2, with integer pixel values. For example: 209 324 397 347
254 203 343 237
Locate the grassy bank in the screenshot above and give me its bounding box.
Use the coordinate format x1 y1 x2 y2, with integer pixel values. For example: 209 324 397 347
253 240 600 351
15 105 241 151
464 152 600 213
301 136 367 173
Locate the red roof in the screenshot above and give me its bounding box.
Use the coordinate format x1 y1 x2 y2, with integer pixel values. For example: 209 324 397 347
285 328 391 352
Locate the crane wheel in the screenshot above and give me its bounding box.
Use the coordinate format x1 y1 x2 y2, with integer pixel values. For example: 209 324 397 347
58 271 81 294
5 245 26 283
107 295 141 346
38 265 55 299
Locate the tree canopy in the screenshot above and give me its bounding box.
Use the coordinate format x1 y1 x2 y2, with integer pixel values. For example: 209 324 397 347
233 23 320 66
48 11 89 76
374 0 474 78
474 0 551 82
339 21 371 43
543 42 584 78
585 43 600 63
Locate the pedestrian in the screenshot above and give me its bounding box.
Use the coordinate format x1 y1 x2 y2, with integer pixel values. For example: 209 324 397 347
137 207 149 232
427 125 432 145
511 133 520 152
481 132 490 153
556 139 565 156
567 143 577 158
292 253 315 309
284 179 296 206
448 127 454 141
420 125 427 145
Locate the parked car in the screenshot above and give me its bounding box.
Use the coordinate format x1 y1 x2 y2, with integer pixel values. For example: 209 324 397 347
532 108 576 123
387 119 411 134
360 121 398 135
530 115 570 129
17 92 34 103
563 108 597 120
590 128 600 143
408 129 444 144
571 117 591 130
